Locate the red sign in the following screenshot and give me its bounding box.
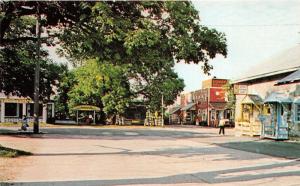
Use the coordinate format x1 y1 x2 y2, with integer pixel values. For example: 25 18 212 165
210 88 226 102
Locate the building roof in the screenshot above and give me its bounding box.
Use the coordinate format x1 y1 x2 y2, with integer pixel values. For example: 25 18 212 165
181 102 195 111
72 105 101 111
169 106 181 114
277 69 300 85
241 94 263 105
233 45 300 83
264 92 293 104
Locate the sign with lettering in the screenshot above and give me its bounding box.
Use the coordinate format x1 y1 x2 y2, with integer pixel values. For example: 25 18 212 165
212 79 228 87
234 84 248 95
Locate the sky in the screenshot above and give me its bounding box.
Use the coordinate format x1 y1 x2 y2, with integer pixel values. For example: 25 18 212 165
176 0 300 92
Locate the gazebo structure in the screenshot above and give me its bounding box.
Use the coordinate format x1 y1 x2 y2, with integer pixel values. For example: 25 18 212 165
72 105 100 124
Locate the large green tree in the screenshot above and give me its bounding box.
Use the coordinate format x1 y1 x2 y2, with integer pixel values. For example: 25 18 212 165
56 1 226 110
1 1 227 112
66 59 131 116
0 5 67 100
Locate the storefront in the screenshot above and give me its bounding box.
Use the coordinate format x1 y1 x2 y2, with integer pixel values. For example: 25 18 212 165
208 102 228 127
0 94 54 123
181 102 196 124
233 45 300 138
235 94 263 136
260 92 292 140
169 106 181 124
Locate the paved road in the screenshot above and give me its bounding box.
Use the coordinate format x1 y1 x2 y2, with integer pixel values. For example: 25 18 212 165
1 126 300 186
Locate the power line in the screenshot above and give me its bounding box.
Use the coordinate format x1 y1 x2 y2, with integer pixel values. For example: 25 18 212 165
205 24 300 27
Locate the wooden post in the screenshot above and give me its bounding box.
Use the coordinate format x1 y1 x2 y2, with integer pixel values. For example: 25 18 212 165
93 111 96 124
33 3 41 134
76 110 78 124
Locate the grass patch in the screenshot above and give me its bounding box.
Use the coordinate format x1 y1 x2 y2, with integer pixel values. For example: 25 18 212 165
0 145 32 158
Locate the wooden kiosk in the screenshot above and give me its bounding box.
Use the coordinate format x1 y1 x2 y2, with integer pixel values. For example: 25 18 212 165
236 94 263 136
73 105 100 124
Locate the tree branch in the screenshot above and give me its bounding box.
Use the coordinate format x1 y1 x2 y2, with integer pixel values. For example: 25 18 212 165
1 36 49 45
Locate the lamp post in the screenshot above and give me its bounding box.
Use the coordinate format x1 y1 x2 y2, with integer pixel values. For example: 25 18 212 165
33 3 41 134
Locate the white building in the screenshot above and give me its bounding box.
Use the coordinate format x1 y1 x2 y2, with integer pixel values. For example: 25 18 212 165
0 92 55 123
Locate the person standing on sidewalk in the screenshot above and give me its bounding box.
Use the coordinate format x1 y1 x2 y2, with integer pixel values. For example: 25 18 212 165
219 119 226 135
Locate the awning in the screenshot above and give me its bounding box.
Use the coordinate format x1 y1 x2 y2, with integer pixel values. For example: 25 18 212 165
242 94 263 105
277 69 300 84
169 106 181 114
209 102 227 110
181 103 195 111
294 98 300 104
72 105 101 111
264 92 293 103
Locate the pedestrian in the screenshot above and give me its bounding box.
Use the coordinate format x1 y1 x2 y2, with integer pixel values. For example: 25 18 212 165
88 114 93 124
195 117 199 126
21 115 28 131
219 119 226 135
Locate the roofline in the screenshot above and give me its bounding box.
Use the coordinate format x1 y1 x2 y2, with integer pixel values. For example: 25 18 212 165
232 67 300 84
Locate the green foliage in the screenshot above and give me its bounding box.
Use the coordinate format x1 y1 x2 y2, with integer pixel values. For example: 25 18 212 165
57 1 227 71
0 43 66 101
223 81 236 115
53 70 75 119
67 59 131 116
0 13 67 100
1 1 227 114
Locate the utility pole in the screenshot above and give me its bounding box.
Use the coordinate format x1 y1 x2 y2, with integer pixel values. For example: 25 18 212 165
33 3 41 134
161 94 164 127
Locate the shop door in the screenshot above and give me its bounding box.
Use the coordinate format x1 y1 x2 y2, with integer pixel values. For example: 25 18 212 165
277 104 289 139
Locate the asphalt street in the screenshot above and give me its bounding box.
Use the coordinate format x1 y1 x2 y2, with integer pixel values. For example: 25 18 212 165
1 126 300 186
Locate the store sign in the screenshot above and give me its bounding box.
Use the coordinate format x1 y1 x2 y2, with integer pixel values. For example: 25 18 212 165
73 105 100 111
210 88 225 102
212 79 228 87
234 84 248 95
2 98 31 103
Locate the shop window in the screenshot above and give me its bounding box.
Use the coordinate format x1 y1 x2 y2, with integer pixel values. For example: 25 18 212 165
263 105 271 115
27 103 43 117
296 104 300 122
5 103 18 117
47 104 53 118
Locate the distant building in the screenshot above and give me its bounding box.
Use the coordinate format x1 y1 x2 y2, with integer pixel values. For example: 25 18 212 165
233 45 300 139
0 93 54 123
180 92 195 124
196 78 231 127
169 78 232 127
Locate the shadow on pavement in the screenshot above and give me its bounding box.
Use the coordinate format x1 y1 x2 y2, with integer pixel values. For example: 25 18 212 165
3 160 300 186
0 127 217 140
30 144 269 161
217 141 300 159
